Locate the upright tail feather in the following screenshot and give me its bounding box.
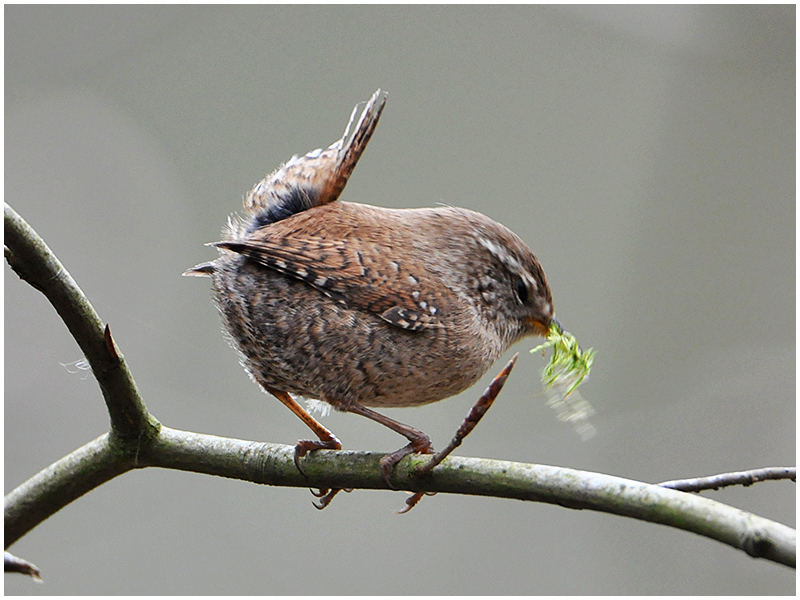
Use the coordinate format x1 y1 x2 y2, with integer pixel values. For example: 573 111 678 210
241 89 388 230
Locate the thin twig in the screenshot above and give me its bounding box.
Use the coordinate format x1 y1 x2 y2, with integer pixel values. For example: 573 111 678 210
660 467 796 493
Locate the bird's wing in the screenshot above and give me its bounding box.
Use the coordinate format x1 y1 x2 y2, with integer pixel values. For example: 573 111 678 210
214 235 444 332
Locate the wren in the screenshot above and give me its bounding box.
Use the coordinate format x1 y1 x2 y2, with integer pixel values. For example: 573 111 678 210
186 90 554 490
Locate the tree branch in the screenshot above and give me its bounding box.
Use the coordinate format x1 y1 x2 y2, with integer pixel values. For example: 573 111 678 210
4 202 796 571
5 426 796 567
4 433 132 547
4 203 159 443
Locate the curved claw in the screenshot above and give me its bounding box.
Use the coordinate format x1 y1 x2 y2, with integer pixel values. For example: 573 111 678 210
293 437 343 476
311 488 352 510
379 436 434 489
396 491 438 514
312 488 342 510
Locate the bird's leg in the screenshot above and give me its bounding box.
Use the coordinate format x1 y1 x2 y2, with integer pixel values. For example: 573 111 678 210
415 354 517 477
345 404 434 488
269 389 343 472
269 389 344 508
397 354 518 514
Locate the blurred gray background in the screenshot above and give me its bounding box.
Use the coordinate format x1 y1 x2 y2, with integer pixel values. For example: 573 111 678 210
5 5 795 594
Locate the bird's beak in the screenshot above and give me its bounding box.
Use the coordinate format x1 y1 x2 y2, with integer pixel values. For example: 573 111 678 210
550 317 562 334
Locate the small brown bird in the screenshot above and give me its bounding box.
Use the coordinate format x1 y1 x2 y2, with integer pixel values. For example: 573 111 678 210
186 90 554 490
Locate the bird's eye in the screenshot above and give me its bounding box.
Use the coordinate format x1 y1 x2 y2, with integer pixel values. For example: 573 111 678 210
514 276 528 304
